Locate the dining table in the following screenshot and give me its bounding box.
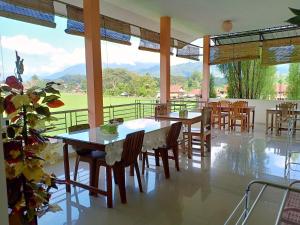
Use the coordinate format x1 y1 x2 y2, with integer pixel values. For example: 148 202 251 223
265 108 300 134
54 118 174 207
155 111 202 158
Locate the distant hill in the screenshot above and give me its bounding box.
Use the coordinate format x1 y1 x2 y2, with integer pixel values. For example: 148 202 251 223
45 62 203 80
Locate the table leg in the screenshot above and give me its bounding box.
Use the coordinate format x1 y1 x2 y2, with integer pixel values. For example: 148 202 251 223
252 110 255 132
247 110 250 132
265 111 269 134
188 124 192 159
159 148 170 179
271 113 274 133
89 162 97 196
63 143 71 193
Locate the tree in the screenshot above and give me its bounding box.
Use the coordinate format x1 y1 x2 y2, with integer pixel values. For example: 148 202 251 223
186 71 202 91
287 63 300 100
209 75 217 98
218 60 276 99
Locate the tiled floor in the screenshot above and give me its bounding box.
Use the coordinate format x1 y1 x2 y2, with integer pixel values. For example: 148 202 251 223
40 124 300 225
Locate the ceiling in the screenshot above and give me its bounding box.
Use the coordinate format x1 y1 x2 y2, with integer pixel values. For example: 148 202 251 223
56 0 300 43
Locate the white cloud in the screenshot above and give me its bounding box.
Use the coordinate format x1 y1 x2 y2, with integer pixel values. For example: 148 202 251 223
2 35 85 74
2 35 202 76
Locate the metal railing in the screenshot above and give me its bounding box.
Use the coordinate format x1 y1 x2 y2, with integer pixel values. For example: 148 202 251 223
46 101 187 135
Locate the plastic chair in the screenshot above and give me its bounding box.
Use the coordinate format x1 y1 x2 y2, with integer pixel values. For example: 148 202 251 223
94 130 145 206
142 122 182 179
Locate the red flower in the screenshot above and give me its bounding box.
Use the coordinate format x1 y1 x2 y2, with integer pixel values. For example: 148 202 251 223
5 76 23 90
4 94 16 114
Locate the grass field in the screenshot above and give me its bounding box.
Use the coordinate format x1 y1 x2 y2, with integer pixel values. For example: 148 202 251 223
54 93 154 111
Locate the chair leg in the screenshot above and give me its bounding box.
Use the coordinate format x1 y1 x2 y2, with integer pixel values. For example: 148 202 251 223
113 168 118 185
201 135 205 157
130 165 134 176
74 155 80 181
172 146 180 172
142 152 146 175
106 166 113 208
146 153 149 168
134 161 143 193
207 134 211 152
114 165 126 204
89 161 97 196
94 164 100 191
154 150 160 166
159 148 170 179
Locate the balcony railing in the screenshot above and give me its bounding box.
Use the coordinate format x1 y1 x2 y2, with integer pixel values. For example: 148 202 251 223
46 101 188 135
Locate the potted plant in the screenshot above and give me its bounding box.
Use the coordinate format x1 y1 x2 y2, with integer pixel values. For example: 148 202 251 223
1 52 64 225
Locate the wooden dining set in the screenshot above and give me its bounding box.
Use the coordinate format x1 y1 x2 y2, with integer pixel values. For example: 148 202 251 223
53 101 255 209
207 100 255 132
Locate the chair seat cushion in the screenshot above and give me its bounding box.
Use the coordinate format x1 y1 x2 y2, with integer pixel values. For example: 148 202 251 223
79 150 106 159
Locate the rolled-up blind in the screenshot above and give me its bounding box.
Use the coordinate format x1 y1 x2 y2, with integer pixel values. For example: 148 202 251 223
138 28 174 53
262 37 300 65
176 40 200 61
0 0 56 28
210 42 260 65
65 5 131 46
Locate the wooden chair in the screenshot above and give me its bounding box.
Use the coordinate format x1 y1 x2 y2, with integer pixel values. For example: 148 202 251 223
154 103 170 117
230 102 248 132
142 122 182 179
183 107 212 157
275 103 295 136
208 102 227 129
219 100 231 129
109 118 124 124
69 124 106 185
94 130 145 206
235 100 248 107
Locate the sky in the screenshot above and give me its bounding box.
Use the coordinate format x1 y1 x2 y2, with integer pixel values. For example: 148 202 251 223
0 16 200 80
0 15 289 80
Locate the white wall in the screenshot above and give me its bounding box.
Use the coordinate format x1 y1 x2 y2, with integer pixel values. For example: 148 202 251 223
209 98 300 124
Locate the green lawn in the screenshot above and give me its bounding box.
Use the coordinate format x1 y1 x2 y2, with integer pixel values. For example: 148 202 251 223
54 93 154 111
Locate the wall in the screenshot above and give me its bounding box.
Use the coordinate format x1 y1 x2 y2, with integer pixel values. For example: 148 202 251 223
210 98 300 124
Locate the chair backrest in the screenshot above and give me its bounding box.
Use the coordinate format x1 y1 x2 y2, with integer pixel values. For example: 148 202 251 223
202 107 212 129
109 118 124 124
166 122 182 147
235 101 248 107
68 124 91 154
207 102 220 116
276 103 294 119
155 104 169 117
219 100 231 107
121 130 145 167
230 102 244 117
68 124 90 133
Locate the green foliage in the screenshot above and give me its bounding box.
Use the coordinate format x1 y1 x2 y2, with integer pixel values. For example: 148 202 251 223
102 68 159 97
3 53 63 223
209 75 217 98
287 64 300 100
218 60 276 99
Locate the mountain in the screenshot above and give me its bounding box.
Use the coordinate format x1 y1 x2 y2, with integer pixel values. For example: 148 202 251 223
45 62 203 80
